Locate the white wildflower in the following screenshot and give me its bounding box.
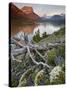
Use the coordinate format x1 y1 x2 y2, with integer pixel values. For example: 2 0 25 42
50 66 64 83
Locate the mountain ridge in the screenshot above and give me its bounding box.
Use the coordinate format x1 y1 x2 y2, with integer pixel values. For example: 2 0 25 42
10 3 40 21
41 14 65 21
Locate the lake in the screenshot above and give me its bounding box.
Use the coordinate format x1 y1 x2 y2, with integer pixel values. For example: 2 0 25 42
11 21 64 42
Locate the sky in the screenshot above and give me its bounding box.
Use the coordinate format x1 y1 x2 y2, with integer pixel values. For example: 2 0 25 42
14 3 65 17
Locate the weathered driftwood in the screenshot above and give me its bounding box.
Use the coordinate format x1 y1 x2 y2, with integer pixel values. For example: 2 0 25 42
27 46 50 68
11 41 64 57
11 33 65 86
11 37 64 67
11 47 27 55
34 48 47 62
11 38 25 47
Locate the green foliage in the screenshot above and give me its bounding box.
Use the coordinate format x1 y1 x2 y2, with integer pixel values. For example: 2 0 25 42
47 48 57 66
33 30 49 43
54 27 65 36
18 67 34 86
47 45 65 66
42 32 49 39
11 53 35 87
11 78 19 87
11 26 65 86
42 32 47 38
33 29 41 43
19 78 27 86
62 64 65 72
34 53 45 63
35 70 50 85
39 27 65 44
56 46 65 58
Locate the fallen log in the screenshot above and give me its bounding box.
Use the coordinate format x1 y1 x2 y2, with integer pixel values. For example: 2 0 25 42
26 46 50 68
11 38 25 47
34 48 47 62
11 47 27 55
11 42 64 58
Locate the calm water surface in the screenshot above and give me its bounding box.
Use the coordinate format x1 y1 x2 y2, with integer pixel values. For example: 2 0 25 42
11 22 64 41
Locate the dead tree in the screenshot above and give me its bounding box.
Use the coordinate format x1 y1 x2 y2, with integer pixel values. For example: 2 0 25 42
11 32 64 70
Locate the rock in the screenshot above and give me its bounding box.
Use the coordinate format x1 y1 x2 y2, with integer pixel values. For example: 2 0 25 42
50 66 65 84
21 6 33 14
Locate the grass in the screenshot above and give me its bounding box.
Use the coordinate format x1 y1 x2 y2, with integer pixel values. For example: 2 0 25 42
47 45 65 66
11 27 65 86
38 27 65 44
47 48 56 66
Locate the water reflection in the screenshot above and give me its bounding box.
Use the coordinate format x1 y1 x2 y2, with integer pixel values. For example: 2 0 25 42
33 22 64 37
11 21 64 41
11 24 37 36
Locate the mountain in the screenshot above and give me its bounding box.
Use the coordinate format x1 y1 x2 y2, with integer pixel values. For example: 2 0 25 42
10 3 40 21
50 14 65 21
10 3 26 18
21 6 40 20
40 14 65 22
21 6 33 14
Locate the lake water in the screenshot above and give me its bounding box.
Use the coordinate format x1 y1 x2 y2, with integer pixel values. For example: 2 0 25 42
11 21 64 41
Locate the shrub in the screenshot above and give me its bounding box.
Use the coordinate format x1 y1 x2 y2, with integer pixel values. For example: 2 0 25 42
47 48 56 66
50 66 65 84
33 29 41 43
34 70 50 85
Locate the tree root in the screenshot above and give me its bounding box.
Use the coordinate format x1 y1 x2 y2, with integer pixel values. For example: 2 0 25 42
11 38 64 68
26 46 50 68
34 48 47 62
